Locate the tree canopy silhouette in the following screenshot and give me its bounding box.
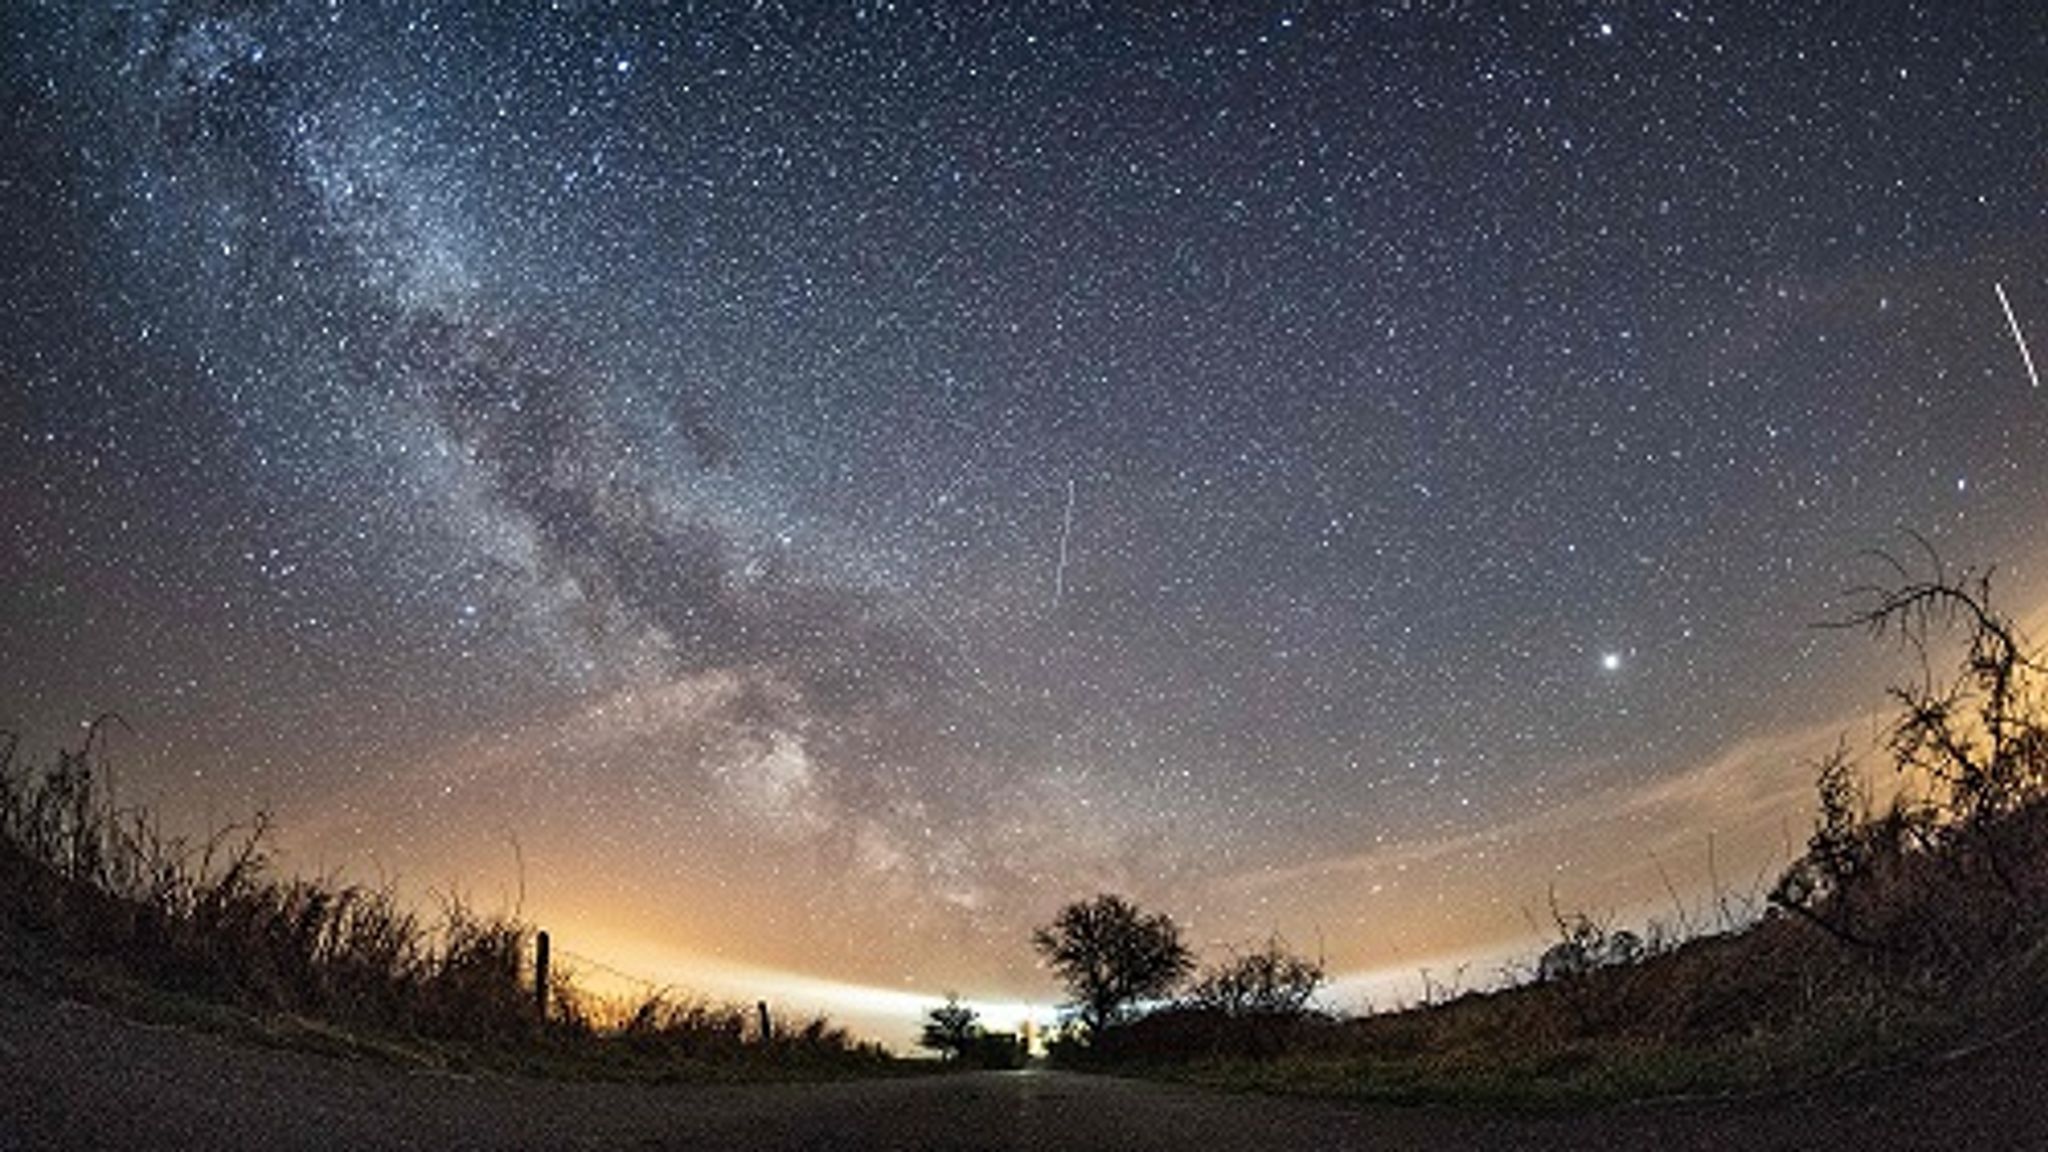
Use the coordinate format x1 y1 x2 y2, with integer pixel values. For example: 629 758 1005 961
918 994 980 1062
1186 934 1326 1018
1032 893 1193 1036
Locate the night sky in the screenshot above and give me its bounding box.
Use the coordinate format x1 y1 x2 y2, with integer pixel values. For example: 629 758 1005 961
3 2 2045 1041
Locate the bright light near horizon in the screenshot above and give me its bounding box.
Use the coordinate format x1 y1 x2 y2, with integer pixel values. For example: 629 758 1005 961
564 930 1559 1051
546 932 1060 1052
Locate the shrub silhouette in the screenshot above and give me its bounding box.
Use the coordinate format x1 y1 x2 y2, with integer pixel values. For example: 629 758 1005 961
962 1029 1028 1069
1186 933 1326 1019
1095 935 1333 1059
919 994 981 1062
1534 895 1657 1032
1772 549 2048 992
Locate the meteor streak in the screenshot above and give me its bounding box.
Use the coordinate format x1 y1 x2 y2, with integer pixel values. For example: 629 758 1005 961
1995 281 2040 389
1053 478 1075 610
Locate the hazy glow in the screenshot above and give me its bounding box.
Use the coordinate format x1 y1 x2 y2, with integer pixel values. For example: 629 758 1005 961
3 2 2044 1049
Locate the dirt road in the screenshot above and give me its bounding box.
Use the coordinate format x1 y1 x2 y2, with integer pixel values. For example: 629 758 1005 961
2 975 2043 1150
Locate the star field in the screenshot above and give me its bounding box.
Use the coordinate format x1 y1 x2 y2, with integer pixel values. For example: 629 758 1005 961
3 2 2045 1027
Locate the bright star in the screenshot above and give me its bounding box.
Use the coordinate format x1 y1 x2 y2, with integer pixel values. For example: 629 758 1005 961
1600 652 1623 672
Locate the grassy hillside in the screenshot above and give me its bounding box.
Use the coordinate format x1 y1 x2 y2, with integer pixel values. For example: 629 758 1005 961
1089 844 2047 1107
0 721 895 1082
1054 561 2048 1106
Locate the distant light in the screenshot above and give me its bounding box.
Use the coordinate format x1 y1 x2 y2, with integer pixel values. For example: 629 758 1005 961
1600 652 1623 672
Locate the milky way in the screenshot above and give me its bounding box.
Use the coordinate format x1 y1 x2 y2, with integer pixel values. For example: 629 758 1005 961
3 3 2045 1038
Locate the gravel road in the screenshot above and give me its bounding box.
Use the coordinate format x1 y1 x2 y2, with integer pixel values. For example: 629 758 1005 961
3 975 2043 1151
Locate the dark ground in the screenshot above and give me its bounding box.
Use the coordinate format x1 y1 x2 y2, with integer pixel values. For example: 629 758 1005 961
2 974 2044 1151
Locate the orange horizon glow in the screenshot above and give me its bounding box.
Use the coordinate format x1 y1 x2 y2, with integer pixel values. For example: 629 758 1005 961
26 581 2043 1052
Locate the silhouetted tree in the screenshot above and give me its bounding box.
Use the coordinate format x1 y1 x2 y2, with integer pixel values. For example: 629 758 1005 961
1832 549 2047 829
919 994 980 1062
1186 934 1325 1017
1032 893 1193 1036
1771 543 2048 978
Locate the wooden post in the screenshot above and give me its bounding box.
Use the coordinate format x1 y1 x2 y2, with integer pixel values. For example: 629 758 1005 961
534 930 551 1022
756 1000 772 1043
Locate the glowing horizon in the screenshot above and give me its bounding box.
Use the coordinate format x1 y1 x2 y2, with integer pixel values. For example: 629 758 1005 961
5 1 2044 1057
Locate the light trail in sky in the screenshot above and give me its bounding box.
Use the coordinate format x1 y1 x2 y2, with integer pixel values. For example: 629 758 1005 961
1053 477 1075 610
1995 281 2040 389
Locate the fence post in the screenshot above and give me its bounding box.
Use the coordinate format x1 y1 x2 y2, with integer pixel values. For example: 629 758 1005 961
757 999 772 1043
534 930 551 1022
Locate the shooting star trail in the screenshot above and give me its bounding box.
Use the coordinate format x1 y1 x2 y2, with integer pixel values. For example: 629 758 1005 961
1053 478 1075 610
1995 282 2040 389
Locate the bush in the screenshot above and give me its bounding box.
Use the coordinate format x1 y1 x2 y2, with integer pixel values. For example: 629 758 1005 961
1186 934 1326 1018
919 994 980 1062
963 1030 1028 1069
1771 554 2048 993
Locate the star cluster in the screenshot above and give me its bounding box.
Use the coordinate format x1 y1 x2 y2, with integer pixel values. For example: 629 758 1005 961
3 2 2045 1018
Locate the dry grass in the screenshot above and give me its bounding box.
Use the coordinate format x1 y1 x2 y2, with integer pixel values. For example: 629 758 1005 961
1097 864 2041 1108
1087 800 2046 1106
0 721 890 1078
1066 558 2048 1106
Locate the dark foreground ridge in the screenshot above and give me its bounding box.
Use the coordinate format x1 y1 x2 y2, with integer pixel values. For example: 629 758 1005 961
3 969 2045 1152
